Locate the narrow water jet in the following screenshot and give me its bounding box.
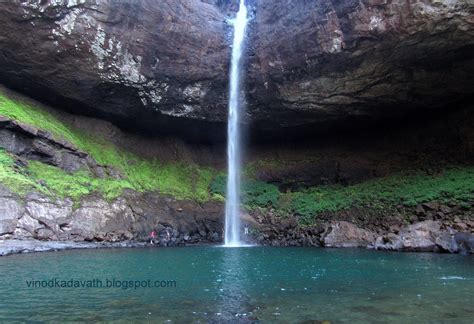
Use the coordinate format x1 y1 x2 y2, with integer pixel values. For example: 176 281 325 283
225 0 248 247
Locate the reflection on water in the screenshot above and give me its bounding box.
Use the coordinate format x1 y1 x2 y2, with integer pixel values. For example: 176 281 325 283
0 247 473 322
216 247 249 320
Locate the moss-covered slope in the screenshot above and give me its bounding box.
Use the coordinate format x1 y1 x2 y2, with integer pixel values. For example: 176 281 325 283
0 91 214 202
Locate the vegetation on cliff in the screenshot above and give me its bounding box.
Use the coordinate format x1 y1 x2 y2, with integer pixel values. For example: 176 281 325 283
0 148 42 194
211 174 280 206
0 90 472 220
0 92 213 202
281 168 474 225
211 167 474 225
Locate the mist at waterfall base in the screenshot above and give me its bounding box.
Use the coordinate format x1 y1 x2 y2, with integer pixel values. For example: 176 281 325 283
225 0 248 247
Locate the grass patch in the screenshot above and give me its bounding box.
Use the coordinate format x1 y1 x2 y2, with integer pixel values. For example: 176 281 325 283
28 161 131 202
0 91 215 202
0 149 42 195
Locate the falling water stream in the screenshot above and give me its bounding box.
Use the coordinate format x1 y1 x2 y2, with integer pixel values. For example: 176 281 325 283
225 0 248 247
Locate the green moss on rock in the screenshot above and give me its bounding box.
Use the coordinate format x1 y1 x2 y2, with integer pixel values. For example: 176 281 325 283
0 149 42 195
0 91 214 202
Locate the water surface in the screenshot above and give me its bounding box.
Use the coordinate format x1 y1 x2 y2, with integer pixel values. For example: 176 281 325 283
0 247 473 322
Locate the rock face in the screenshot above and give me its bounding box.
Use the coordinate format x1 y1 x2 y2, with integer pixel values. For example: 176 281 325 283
0 186 224 245
0 116 101 174
0 0 472 139
248 0 474 134
0 187 23 235
322 221 376 248
0 87 472 253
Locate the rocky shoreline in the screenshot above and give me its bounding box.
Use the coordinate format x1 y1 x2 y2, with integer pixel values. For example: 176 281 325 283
1 230 472 258
247 206 474 254
257 220 473 254
0 185 224 246
0 239 148 257
2 216 473 257
0 239 228 257
1 176 472 256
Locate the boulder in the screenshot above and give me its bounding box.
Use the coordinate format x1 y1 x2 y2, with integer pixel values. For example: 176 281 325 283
435 233 459 254
16 214 43 237
322 221 376 248
25 194 73 233
397 221 442 252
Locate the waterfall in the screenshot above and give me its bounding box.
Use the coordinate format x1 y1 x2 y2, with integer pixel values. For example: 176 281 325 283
225 0 248 247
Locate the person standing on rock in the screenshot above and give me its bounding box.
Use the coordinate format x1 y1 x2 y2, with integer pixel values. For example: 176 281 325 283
244 224 249 235
149 230 156 244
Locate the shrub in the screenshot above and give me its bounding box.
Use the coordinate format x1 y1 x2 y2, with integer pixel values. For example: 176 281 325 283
210 175 280 207
242 180 280 207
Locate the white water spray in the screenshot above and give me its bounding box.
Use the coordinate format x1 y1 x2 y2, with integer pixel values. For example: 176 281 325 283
225 0 248 247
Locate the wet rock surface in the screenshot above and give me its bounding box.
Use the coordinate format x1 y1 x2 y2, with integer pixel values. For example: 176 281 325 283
248 202 473 253
321 221 377 248
0 1 472 140
375 220 449 252
374 220 474 254
0 185 224 250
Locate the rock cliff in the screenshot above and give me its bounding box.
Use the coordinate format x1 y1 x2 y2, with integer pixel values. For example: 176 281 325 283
0 0 472 139
0 85 472 253
0 1 472 255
